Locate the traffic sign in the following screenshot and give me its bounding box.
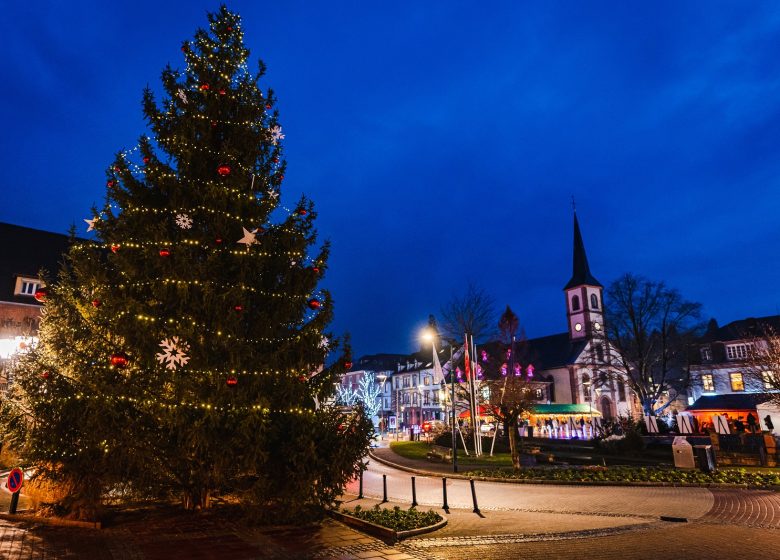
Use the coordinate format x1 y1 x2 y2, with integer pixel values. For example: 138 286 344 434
6 468 23 494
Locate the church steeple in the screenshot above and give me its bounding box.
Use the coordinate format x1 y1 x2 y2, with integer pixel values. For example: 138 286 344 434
564 212 602 290
563 211 604 340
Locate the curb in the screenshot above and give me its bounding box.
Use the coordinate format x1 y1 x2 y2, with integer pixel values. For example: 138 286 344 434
328 509 447 543
0 512 101 529
368 450 778 490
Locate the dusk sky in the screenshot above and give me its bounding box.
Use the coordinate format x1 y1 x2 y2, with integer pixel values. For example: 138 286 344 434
3 2 780 357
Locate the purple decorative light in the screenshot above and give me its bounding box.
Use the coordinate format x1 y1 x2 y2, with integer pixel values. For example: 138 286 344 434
514 363 522 376
501 363 507 376
481 350 488 363
527 364 535 378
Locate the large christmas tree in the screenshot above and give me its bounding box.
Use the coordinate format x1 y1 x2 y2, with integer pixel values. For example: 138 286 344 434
2 6 371 521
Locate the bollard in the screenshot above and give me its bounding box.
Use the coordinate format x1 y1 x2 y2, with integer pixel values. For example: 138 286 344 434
358 469 364 499
8 492 19 515
442 477 449 511
411 476 418 507
469 478 480 514
382 474 388 503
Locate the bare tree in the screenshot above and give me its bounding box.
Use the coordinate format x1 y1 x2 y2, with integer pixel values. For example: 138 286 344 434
440 282 497 342
604 273 703 416
744 326 780 407
485 305 535 469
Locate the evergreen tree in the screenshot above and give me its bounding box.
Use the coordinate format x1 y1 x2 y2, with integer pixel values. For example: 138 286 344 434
2 6 371 521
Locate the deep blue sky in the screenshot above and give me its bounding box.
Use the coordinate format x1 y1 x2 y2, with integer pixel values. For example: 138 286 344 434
3 2 780 356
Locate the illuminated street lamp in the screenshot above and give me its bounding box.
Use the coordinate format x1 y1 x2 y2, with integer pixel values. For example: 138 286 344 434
377 373 388 434
422 328 458 473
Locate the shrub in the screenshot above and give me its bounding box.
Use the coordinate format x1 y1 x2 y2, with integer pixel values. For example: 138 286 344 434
342 505 442 531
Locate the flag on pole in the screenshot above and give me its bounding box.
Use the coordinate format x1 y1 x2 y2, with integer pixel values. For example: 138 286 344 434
432 347 445 384
463 335 470 380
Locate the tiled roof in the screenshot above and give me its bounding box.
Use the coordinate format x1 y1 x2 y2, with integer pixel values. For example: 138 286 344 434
700 315 780 343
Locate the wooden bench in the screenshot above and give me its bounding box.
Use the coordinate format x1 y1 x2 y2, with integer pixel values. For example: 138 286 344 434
426 445 453 462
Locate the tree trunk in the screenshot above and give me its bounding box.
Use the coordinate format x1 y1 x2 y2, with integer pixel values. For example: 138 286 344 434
182 487 212 510
508 416 521 470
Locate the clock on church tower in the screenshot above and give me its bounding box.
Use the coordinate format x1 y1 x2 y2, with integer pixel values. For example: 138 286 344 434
564 212 604 340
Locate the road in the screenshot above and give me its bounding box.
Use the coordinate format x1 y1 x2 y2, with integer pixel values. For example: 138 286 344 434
347 454 714 521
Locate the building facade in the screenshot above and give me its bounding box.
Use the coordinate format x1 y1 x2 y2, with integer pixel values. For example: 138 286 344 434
0 223 73 390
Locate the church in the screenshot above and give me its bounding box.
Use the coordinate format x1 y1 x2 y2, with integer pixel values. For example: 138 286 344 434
346 212 640 432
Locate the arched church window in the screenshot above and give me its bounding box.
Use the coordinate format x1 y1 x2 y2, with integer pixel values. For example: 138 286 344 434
582 373 590 401
572 295 580 311
591 293 599 309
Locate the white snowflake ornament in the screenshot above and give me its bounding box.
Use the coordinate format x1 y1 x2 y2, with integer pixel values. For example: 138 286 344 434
156 336 190 370
270 125 285 145
267 189 279 201
177 89 188 104
175 213 193 229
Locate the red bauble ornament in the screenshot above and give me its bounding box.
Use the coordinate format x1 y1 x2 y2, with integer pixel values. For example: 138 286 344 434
211 120 218 128
219 89 226 95
41 371 50 380
143 156 150 164
308 299 321 310
215 238 223 244
110 353 129 368
298 375 307 382
233 305 243 312
279 175 285 182
91 299 102 308
226 376 238 387
33 287 47 302
344 361 353 370
273 157 279 163
298 209 307 216
311 266 320 275
113 165 121 172
107 180 116 187
200 83 210 91
181 45 188 52
159 248 171 257
227 26 233 31
265 103 272 110
110 244 120 253
217 164 231 176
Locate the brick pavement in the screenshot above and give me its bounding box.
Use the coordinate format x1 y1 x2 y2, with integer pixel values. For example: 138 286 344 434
703 488 780 528
0 451 777 560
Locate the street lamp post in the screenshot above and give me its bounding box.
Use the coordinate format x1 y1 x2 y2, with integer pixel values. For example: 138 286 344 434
377 374 387 436
422 329 458 472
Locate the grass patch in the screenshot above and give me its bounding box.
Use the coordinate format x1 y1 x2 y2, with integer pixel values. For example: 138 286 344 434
389 441 514 466
469 466 780 487
341 504 441 531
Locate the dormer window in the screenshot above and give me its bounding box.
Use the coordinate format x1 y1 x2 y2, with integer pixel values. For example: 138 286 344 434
726 344 750 360
700 347 712 362
14 277 43 297
571 295 581 311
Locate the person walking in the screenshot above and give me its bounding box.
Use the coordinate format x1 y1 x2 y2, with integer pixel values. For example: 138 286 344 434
746 413 758 434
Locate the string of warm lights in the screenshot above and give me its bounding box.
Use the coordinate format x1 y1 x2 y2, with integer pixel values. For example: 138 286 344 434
72 240 305 259
32 393 317 414
95 278 313 298
128 313 315 345
56 356 314 378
